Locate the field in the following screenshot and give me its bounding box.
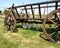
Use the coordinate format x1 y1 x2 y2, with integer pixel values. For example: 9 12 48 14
0 18 60 48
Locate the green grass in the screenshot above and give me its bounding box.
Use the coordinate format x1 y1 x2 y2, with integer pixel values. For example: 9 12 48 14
0 18 60 48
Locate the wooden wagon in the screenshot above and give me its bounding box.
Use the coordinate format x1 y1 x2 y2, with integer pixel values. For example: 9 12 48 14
4 1 60 42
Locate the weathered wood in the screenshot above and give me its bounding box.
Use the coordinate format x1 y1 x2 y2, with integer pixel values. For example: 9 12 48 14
15 8 20 18
22 5 60 10
31 5 34 18
17 18 44 20
8 1 60 20
24 6 29 18
16 19 57 24
38 4 41 18
17 20 43 24
55 2 58 18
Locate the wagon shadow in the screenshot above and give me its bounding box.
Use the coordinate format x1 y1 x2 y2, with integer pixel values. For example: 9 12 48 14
16 24 43 32
15 24 60 43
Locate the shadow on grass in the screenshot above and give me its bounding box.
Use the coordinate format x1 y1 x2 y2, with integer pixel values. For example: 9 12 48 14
16 24 43 32
13 24 60 43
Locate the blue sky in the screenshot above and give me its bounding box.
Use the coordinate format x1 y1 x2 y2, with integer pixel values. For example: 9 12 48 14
0 0 50 11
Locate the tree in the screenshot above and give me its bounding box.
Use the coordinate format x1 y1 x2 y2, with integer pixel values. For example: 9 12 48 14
0 10 2 15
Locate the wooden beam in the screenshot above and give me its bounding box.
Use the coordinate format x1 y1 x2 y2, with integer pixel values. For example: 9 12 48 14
31 5 34 18
15 8 20 18
24 6 29 18
38 4 41 18
55 2 58 18
22 5 60 10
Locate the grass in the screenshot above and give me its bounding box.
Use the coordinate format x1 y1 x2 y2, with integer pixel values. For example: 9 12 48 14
0 18 60 48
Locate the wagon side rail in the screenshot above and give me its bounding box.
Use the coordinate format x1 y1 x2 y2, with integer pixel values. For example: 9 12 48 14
8 1 60 20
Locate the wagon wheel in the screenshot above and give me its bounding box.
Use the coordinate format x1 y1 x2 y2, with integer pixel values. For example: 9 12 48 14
4 11 16 32
43 9 60 42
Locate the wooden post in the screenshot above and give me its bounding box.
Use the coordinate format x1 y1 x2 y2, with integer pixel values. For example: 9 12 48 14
55 2 58 18
31 5 34 18
38 4 41 18
15 8 20 18
24 6 29 18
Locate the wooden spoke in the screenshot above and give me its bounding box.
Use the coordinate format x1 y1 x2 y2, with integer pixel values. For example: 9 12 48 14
48 19 56 24
49 32 56 37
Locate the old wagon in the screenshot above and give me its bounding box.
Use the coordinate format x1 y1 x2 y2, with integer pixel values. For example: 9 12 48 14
4 1 60 42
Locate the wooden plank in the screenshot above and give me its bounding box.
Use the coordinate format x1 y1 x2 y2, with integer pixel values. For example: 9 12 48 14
38 4 41 18
24 6 29 18
17 20 43 24
31 5 34 18
15 8 20 18
55 2 58 18
17 17 44 20
55 2 58 9
22 5 60 10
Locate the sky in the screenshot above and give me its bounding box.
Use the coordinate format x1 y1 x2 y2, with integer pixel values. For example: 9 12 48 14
0 0 50 11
